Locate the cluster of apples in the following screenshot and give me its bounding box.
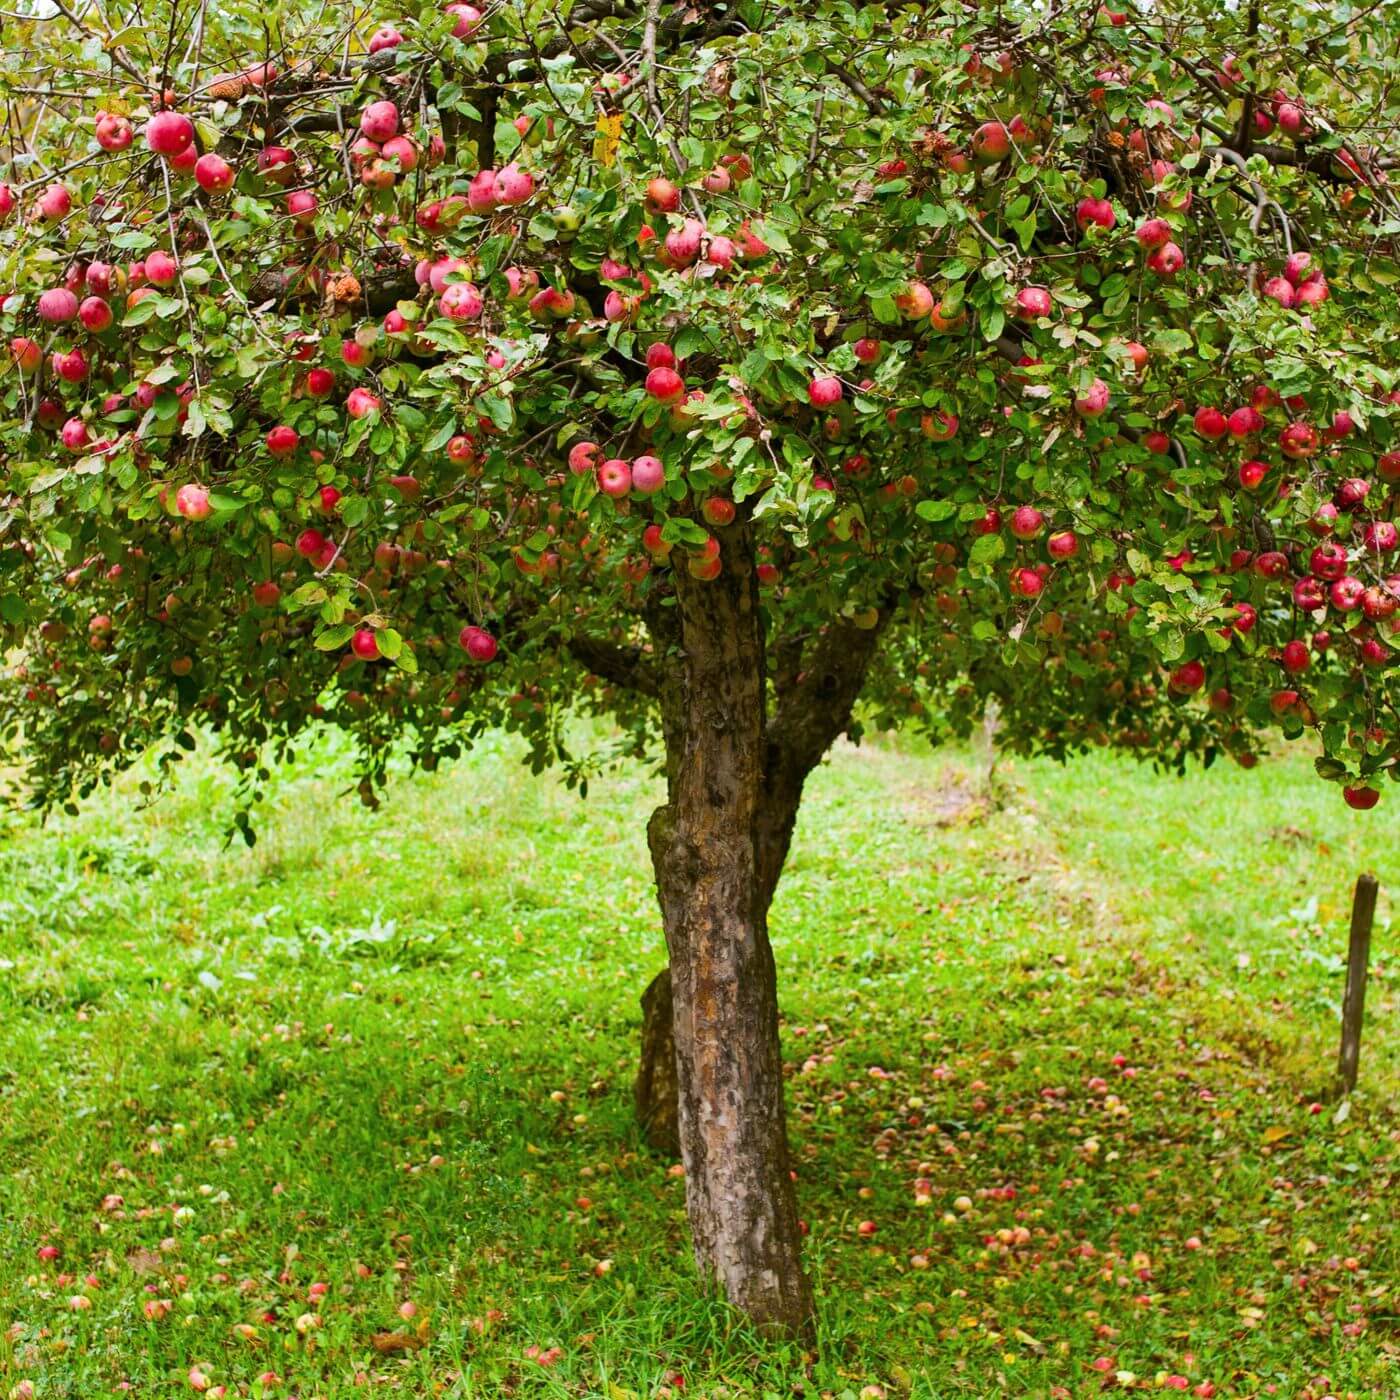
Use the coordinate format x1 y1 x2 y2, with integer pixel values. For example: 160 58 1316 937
1259 251 1330 310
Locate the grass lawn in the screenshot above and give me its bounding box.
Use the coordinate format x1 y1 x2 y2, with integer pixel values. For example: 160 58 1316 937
0 730 1396 1398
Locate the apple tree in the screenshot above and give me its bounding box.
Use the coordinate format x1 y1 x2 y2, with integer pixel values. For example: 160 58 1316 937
4 0 1400 1335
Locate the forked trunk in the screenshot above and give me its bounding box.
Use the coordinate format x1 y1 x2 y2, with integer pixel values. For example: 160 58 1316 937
646 518 813 1336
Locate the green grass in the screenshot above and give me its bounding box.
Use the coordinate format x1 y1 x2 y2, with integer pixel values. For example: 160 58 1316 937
0 730 1396 1398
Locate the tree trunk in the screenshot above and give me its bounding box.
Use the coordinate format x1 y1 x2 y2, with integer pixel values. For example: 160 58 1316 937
634 969 679 1154
634 782 800 1160
634 603 888 1165
646 517 814 1336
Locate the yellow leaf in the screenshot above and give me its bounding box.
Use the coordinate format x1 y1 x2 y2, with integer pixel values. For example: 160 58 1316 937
1262 1126 1291 1145
594 113 623 168
608 1385 637 1400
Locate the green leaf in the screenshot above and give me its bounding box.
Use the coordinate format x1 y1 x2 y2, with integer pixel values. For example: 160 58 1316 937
313 624 355 651
122 297 160 326
969 532 1005 565
916 499 956 522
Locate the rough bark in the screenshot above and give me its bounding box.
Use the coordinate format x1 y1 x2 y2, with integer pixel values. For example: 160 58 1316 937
646 516 813 1336
635 609 890 1161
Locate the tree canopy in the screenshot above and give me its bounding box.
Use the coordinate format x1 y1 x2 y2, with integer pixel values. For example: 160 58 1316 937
2 0 1399 822
5 0 1400 1337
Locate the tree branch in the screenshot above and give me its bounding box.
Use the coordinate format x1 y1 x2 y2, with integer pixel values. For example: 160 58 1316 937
823 57 882 115
567 634 659 696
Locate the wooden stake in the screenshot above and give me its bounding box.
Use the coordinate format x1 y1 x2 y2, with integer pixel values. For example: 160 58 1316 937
1335 873 1379 1096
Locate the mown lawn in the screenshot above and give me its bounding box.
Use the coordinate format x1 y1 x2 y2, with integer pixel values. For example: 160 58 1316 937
0 730 1395 1399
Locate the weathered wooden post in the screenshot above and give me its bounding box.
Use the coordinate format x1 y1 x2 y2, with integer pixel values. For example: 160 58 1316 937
1335 873 1379 1096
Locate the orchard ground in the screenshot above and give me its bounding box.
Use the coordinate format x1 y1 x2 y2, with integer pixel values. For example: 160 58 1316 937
1 732 1396 1399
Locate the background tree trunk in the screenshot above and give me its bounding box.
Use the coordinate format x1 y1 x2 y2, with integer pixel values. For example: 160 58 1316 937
646 517 814 1336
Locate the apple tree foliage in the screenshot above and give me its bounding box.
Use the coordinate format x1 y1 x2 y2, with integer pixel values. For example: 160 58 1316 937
2 0 1400 1331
